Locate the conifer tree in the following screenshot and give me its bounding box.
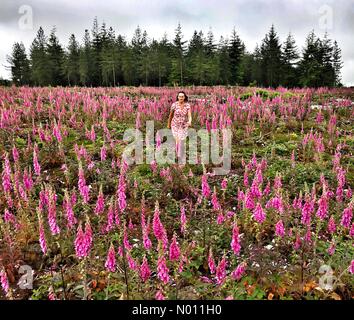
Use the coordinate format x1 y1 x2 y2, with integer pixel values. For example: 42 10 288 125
29 26 50 86
228 28 245 85
79 29 92 86
216 36 232 85
260 24 283 87
169 22 187 86
298 30 323 87
47 27 66 86
332 40 343 87
7 42 31 85
64 34 80 86
281 32 299 87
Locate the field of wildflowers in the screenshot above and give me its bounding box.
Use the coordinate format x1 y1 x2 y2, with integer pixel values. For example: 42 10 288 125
0 85 353 300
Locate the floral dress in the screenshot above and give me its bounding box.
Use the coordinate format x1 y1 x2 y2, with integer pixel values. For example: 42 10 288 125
171 102 190 141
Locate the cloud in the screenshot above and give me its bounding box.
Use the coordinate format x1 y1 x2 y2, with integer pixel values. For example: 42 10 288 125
0 0 353 85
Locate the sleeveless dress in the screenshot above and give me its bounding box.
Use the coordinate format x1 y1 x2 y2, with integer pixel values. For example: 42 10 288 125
171 102 190 141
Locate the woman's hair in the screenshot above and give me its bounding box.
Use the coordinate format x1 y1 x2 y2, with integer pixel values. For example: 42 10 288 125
176 91 188 102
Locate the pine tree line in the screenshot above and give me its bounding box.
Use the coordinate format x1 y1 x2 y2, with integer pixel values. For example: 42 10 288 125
6 18 344 88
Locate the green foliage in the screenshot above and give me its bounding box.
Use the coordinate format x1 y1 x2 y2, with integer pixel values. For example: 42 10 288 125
7 21 343 88
239 92 253 101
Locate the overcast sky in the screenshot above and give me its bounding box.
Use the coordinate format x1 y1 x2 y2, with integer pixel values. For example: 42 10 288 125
0 0 353 86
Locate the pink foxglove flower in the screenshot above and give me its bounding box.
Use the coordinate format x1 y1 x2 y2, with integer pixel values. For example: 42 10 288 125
243 170 249 188
123 223 132 250
48 287 57 300
265 195 284 213
230 222 241 255
349 260 354 274
94 185 105 215
126 252 137 270
255 166 263 185
237 188 245 208
215 255 227 285
231 262 246 280
105 244 116 272
157 254 170 284
263 181 271 196
143 232 152 251
155 290 165 300
341 205 353 228
74 223 86 258
150 160 157 174
0 268 9 296
253 202 266 224
293 234 301 250
105 197 115 232
251 152 257 168
37 207 47 255
52 120 62 142
169 233 181 261
180 204 187 235
142 215 152 251
221 178 228 190
349 223 354 238
89 125 96 141
78 162 90 203
201 174 211 198
275 220 285 238
23 167 33 191
304 228 312 244
250 177 262 199
273 174 282 191
4 208 19 228
316 194 329 220
188 168 194 177
114 200 120 226
39 222 47 254
328 216 336 234
47 187 60 235
328 243 336 255
301 198 314 226
211 187 221 211
117 170 127 212
128 218 134 230
33 143 41 176
245 191 255 210
208 248 216 274
12 145 19 162
63 189 77 229
178 255 186 273
100 144 107 161
216 212 225 224
74 219 92 258
140 256 151 282
153 201 168 249
2 152 12 193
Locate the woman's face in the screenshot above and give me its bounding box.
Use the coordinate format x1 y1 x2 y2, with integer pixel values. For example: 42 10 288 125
178 93 185 103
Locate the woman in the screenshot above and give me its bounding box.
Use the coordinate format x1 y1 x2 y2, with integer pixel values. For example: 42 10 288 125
167 91 192 161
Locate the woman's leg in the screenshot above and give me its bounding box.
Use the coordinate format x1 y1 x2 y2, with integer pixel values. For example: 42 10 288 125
175 137 180 164
177 137 186 166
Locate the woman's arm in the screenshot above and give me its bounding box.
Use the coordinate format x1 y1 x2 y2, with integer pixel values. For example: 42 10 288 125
187 108 192 126
167 109 174 128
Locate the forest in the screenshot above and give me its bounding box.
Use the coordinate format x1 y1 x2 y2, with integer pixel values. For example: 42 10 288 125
6 18 344 88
